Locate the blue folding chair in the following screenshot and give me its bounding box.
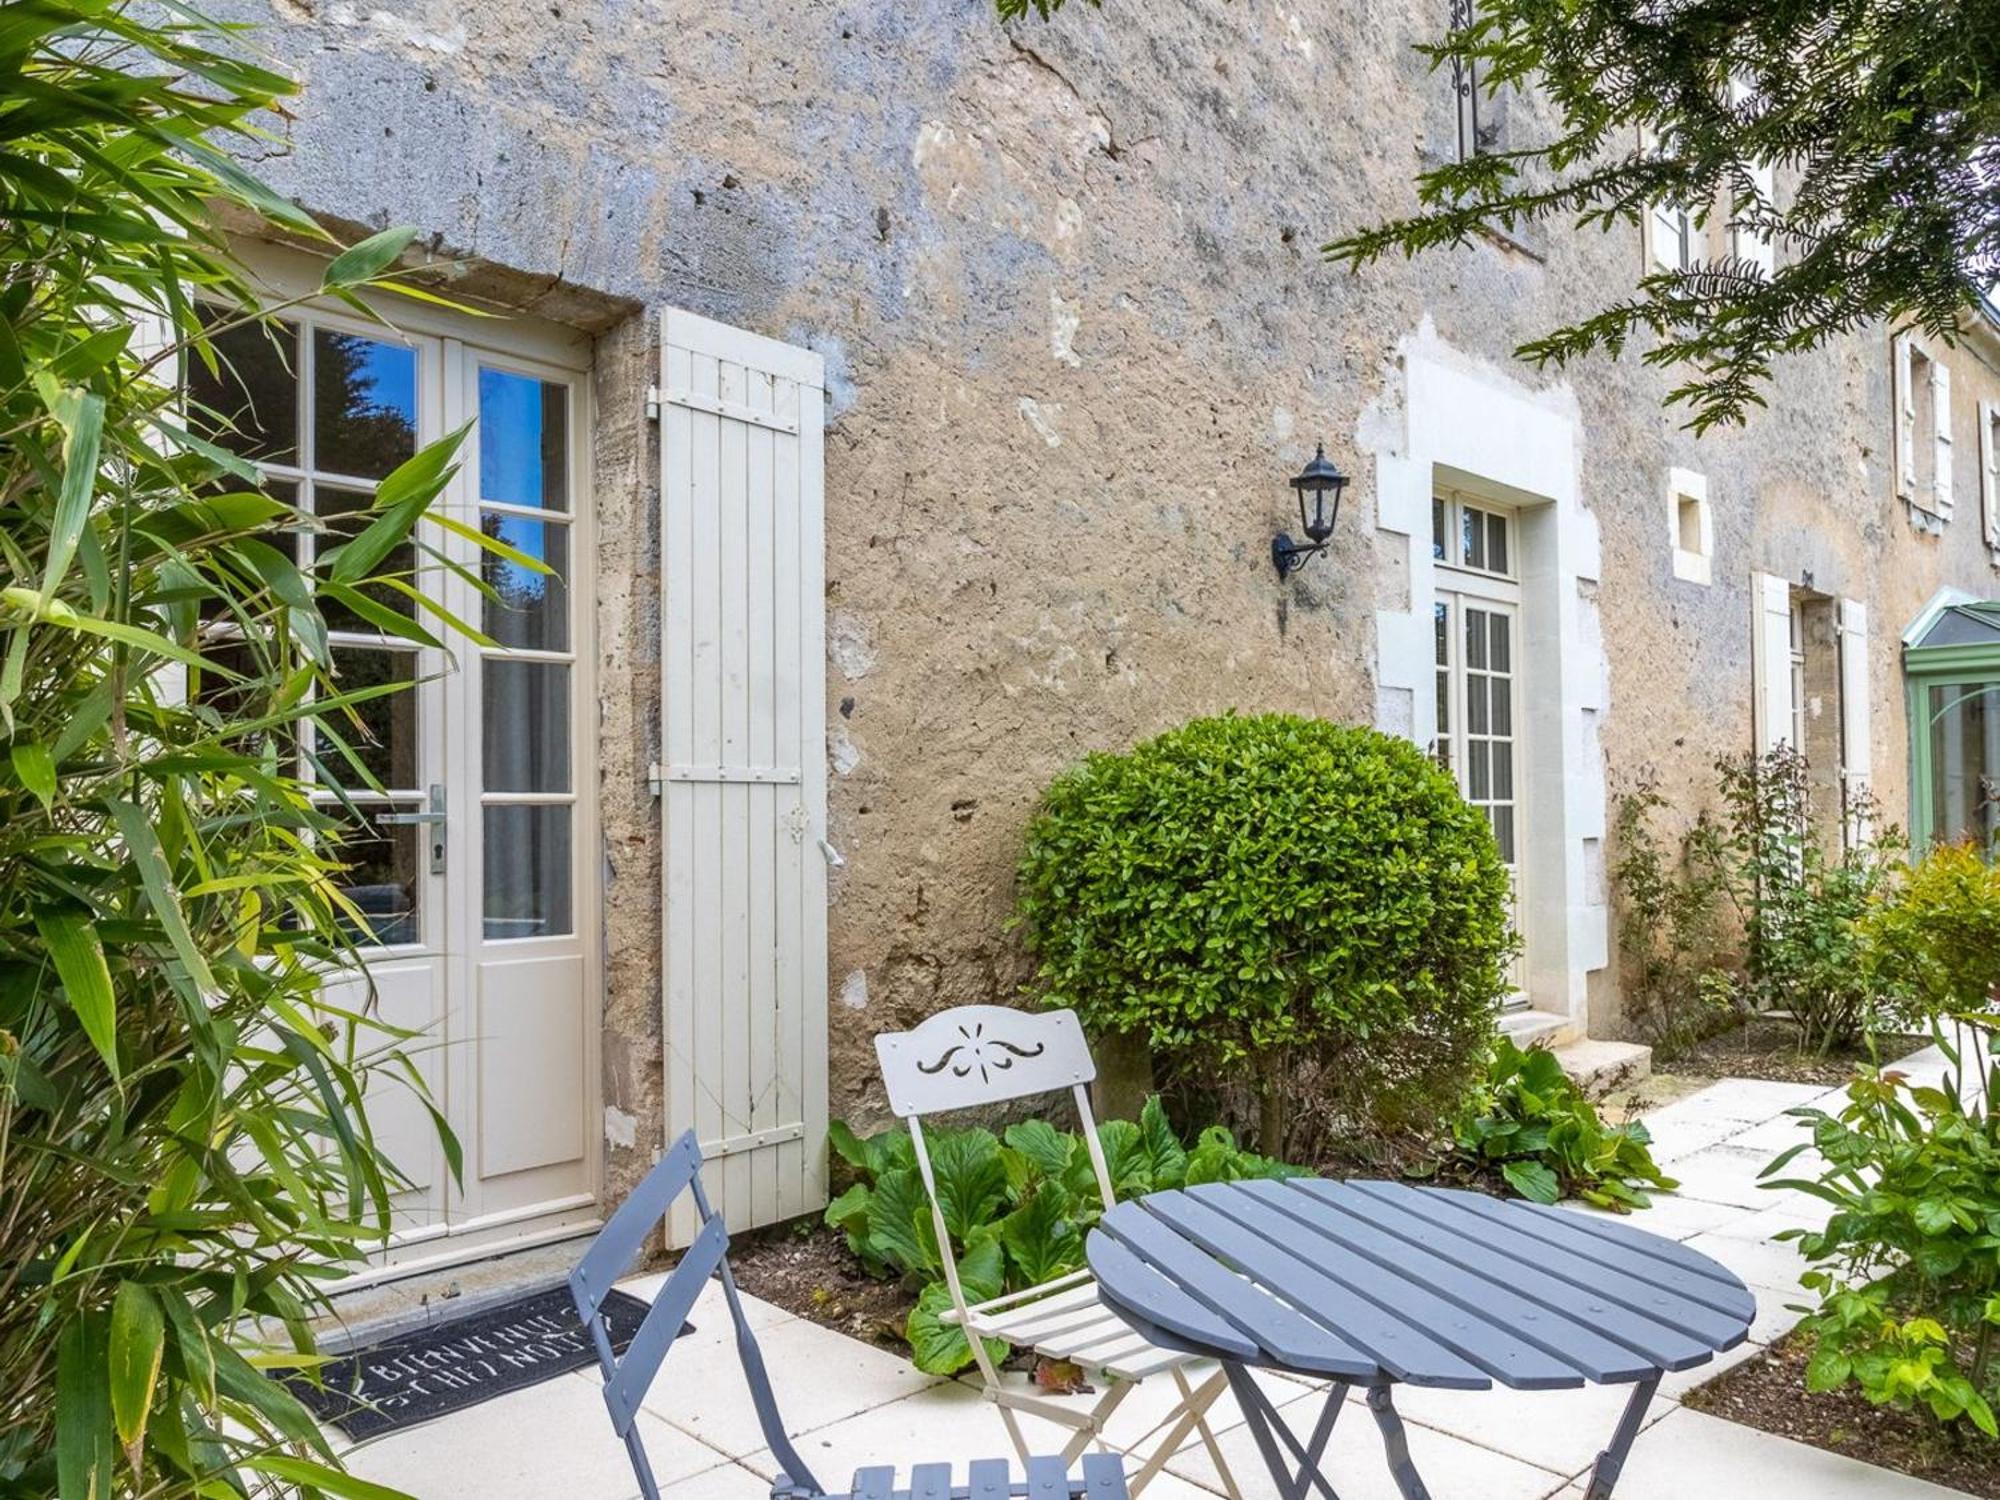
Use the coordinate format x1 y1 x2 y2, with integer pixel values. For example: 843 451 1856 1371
572 1130 1134 1500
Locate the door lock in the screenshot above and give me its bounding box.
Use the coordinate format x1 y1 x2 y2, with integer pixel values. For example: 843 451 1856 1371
376 784 447 875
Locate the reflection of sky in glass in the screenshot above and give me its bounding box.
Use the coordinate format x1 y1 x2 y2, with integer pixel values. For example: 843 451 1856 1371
486 513 550 604
352 338 416 422
480 367 553 508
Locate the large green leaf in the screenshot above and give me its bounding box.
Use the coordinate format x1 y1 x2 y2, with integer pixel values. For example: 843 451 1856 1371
864 1166 934 1276
929 1127 1009 1244
1139 1095 1188 1190
1003 1118 1073 1184
904 1233 1009 1375
999 1183 1084 1286
1501 1160 1561 1204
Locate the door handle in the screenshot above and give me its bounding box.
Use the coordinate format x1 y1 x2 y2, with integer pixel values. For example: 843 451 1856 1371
376 784 446 875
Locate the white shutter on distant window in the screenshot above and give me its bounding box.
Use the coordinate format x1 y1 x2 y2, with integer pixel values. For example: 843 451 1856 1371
1894 336 1916 500
1933 360 1954 516
1839 599 1872 842
1750 571 1794 754
1981 400 2000 550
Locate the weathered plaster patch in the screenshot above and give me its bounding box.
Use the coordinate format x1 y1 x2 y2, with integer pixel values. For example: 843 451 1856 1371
829 612 877 680
1018 396 1063 447
839 970 869 1011
325 4 464 53
602 1105 638 1151
1050 291 1082 367
791 329 856 422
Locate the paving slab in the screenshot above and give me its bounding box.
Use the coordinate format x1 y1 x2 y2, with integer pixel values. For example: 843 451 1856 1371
342 1368 734 1500
1160 1384 1565 1500
1385 1378 1677 1476
1664 1144 1805 1210
1563 1406 1980 1500
640 1310 942 1457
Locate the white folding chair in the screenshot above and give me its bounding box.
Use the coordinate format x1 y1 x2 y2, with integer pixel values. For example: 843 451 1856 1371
874 1006 1243 1500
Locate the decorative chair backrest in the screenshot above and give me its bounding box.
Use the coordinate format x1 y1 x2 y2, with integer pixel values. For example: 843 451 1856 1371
570 1130 822 1500
873 1007 1116 1367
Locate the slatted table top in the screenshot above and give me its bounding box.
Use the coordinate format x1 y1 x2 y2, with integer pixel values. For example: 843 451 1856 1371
1085 1177 1756 1391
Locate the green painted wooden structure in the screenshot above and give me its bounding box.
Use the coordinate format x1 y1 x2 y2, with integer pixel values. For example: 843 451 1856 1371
1904 595 2000 850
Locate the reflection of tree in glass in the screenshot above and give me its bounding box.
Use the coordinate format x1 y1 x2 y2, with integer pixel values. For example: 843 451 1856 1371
314 331 416 480
189 316 299 463
482 511 550 611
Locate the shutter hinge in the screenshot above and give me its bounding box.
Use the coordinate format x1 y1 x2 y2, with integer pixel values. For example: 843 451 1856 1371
645 384 662 423
647 761 664 798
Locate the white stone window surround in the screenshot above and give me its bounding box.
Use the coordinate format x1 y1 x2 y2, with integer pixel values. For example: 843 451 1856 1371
1668 466 1713 585
1369 323 1608 1036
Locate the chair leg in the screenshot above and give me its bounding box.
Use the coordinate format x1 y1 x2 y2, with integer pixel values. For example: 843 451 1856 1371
1060 1377 1135 1466
1181 1367 1246 1500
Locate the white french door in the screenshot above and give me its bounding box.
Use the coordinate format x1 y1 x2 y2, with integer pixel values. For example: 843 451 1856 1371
191 294 599 1267
1432 492 1528 1002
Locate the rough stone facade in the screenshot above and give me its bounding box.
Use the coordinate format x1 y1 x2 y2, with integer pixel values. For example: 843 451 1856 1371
208 0 2000 1209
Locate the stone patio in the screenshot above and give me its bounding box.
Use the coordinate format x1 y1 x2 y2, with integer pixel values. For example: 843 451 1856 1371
332 1060 1981 1500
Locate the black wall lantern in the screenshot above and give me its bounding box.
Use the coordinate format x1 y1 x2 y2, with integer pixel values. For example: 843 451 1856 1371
1272 442 1349 579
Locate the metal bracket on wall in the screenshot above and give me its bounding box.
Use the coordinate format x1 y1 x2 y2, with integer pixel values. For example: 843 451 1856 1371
645 384 662 423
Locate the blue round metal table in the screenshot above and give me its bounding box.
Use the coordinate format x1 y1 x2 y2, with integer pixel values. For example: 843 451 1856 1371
1085 1177 1756 1500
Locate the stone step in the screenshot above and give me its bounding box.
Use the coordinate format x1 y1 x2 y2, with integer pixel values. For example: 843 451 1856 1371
1550 1036 1654 1099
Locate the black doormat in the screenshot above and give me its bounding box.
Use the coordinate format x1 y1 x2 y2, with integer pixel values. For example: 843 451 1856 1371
291 1284 663 1439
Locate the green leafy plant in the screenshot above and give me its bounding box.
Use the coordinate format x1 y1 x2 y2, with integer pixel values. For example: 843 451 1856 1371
1443 1037 1677 1211
1767 1025 2000 1439
1014 712 1512 1153
1863 840 2000 1022
1707 747 1907 1056
825 1097 1299 1373
1611 777 1736 1057
0 6 529 1496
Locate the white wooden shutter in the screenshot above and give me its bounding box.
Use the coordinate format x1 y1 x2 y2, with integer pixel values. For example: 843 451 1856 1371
1750 571 1794 753
660 308 828 1242
1981 400 2000 549
1894 336 1916 499
1932 360 1954 516
1838 599 1871 842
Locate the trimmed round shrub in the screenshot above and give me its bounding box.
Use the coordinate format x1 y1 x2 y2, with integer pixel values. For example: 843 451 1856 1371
1015 712 1512 1142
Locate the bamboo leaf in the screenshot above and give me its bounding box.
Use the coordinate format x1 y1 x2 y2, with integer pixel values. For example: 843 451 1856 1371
11 740 56 807
107 797 217 998
37 387 105 609
56 1314 114 1500
322 226 418 289
35 906 118 1076
107 1282 164 1453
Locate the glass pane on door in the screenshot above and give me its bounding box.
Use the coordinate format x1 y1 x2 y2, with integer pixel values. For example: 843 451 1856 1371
325 802 423 947
483 805 572 938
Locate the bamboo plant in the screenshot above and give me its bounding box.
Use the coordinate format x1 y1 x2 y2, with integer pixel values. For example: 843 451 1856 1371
0 4 539 1495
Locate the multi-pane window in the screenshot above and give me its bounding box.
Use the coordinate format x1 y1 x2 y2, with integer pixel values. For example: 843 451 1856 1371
189 313 426 946
478 364 575 940
1433 492 1512 577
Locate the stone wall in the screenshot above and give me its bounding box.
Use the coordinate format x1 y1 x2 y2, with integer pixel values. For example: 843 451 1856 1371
208 0 2000 1177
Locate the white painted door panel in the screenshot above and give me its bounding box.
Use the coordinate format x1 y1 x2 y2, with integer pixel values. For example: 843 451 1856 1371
661 309 827 1244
